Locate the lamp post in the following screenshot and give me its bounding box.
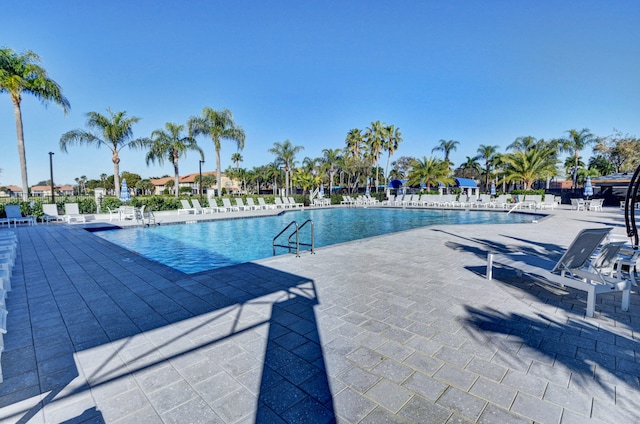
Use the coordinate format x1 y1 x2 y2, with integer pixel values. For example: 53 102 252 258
49 152 55 204
199 160 205 202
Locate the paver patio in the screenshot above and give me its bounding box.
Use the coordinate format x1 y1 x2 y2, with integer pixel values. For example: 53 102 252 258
0 206 638 423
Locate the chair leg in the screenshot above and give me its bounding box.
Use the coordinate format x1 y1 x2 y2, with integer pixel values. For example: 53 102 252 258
486 253 493 280
585 286 596 318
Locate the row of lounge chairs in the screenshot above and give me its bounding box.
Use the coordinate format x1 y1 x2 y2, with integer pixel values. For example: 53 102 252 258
377 193 560 209
487 227 639 317
1 203 86 227
0 231 16 382
178 197 304 214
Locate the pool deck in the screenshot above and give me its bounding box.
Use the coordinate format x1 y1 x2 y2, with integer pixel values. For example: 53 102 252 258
0 205 638 423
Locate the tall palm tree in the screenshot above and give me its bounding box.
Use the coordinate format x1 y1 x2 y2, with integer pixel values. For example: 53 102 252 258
60 109 144 198
321 148 342 197
268 140 304 196
145 122 204 198
264 161 281 195
561 128 596 189
384 125 402 186
407 156 454 191
501 148 557 190
188 107 245 197
231 152 243 170
431 139 459 164
345 128 363 158
364 121 386 191
1 48 70 200
475 144 500 192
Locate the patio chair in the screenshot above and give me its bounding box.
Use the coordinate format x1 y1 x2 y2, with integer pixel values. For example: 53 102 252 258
257 197 275 210
245 198 259 210
42 204 64 223
178 199 197 214
4 205 35 227
222 198 240 212
274 197 286 208
192 199 215 214
235 198 251 211
486 227 632 317
588 198 604 211
63 203 86 223
539 197 557 210
570 198 585 211
135 205 157 225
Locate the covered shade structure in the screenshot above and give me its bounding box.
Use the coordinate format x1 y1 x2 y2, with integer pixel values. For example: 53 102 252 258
455 178 479 197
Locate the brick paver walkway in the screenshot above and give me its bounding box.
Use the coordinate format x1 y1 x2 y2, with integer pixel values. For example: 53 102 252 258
0 206 637 423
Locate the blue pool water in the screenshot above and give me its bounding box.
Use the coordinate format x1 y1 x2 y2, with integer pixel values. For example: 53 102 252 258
95 208 538 273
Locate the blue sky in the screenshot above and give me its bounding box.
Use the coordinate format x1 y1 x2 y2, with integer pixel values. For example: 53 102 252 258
2 0 639 187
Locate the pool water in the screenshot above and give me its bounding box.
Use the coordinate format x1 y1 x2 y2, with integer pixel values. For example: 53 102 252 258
94 208 538 273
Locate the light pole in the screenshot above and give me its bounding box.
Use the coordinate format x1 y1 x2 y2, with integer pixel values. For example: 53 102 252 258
49 152 55 204
199 160 205 202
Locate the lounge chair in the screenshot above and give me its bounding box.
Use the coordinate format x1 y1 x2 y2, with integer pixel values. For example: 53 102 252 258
486 227 632 317
246 198 259 210
274 197 286 209
222 198 239 212
257 197 275 210
178 199 197 214
42 204 63 223
4 205 35 227
192 199 214 214
235 198 251 211
539 196 557 210
63 203 86 223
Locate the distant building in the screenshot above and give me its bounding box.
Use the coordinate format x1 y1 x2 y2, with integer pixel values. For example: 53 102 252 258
548 180 573 190
0 185 23 198
31 185 74 197
592 173 633 205
150 172 240 195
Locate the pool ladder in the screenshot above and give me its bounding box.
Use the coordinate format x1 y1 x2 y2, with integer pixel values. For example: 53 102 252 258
273 219 315 257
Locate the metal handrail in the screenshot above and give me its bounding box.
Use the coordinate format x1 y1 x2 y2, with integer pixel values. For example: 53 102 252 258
273 219 315 257
625 163 640 248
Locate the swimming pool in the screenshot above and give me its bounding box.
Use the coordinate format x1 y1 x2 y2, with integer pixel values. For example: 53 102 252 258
94 208 539 273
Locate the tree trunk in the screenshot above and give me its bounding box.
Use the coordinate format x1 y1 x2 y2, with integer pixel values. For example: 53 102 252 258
113 151 121 199
173 159 180 199
216 148 222 197
13 99 29 201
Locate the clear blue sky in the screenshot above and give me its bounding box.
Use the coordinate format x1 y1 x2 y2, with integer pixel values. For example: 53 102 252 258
2 0 639 187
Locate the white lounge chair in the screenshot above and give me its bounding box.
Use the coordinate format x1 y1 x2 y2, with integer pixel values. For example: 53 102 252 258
42 204 63 223
222 198 239 212
487 227 632 317
63 203 86 223
245 198 259 210
235 198 251 211
274 197 286 209
257 197 275 210
178 199 197 214
192 199 214 214
288 197 303 208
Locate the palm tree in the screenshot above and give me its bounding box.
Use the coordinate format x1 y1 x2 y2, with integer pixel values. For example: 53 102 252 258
561 128 596 189
60 109 144 198
231 152 243 170
455 156 482 180
321 148 342 198
1 48 71 200
345 128 363 158
501 148 557 190
188 107 245 197
364 121 386 191
145 122 204 198
431 139 459 165
268 140 304 196
407 157 454 191
264 161 281 195
475 144 500 192
384 125 402 186
506 136 538 152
